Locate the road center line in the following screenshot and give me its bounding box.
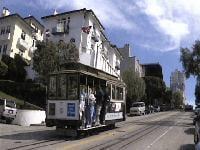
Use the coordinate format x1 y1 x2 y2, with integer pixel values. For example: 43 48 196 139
145 120 180 149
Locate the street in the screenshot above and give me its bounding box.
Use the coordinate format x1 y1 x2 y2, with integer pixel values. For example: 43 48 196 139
0 111 194 150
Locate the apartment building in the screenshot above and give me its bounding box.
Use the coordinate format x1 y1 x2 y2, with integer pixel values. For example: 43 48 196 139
41 8 122 78
0 7 44 61
119 44 143 77
170 69 186 104
142 63 163 79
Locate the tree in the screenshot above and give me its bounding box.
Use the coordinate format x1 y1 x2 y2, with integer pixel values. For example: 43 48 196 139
0 60 8 77
173 91 184 108
195 76 200 104
144 76 166 105
14 54 27 82
33 41 60 84
164 88 173 105
180 40 200 78
1 54 27 82
180 40 200 104
122 70 146 111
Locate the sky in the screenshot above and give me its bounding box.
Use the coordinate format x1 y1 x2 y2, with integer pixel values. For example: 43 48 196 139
1 0 198 105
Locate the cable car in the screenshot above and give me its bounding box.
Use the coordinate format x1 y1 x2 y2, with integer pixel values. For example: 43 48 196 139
45 63 126 136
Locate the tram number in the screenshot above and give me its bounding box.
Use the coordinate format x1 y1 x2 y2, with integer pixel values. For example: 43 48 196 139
67 103 76 117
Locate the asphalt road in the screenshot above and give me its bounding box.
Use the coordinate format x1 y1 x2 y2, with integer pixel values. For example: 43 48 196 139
0 111 194 150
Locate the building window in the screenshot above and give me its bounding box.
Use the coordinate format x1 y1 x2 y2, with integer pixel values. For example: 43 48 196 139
21 31 26 40
34 25 38 33
3 44 7 54
1 27 5 35
32 40 35 47
6 26 10 34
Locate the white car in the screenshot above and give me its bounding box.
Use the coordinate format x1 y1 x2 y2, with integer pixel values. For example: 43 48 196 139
0 98 17 124
130 102 145 116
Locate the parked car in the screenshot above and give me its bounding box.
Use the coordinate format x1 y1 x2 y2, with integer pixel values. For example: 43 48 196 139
185 104 193 111
145 105 154 114
0 98 17 124
154 106 160 112
195 108 200 115
130 102 145 116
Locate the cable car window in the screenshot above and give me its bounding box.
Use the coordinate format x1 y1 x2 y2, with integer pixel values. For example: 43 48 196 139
49 76 57 98
116 87 123 100
112 85 116 99
57 74 66 99
107 84 111 98
68 75 78 100
80 74 87 96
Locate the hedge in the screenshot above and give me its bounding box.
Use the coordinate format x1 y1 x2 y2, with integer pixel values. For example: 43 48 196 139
0 80 46 108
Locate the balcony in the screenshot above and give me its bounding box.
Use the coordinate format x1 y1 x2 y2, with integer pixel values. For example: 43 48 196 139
17 38 29 51
101 50 108 59
0 33 10 41
52 24 69 35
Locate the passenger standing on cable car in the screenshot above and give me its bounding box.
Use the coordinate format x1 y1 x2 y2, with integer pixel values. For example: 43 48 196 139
88 89 96 127
80 87 86 128
95 86 104 125
100 86 110 125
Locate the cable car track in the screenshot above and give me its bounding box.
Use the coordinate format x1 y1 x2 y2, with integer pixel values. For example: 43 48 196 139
86 112 180 150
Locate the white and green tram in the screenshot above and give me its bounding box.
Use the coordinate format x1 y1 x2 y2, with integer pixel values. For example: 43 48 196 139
46 63 126 135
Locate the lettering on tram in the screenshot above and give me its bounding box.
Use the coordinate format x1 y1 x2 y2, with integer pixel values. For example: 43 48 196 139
46 64 126 135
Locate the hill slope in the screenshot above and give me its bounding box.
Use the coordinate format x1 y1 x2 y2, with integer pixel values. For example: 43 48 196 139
0 91 43 110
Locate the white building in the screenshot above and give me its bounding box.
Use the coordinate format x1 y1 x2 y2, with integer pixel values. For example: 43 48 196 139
119 44 143 77
41 8 122 78
170 69 186 104
0 7 44 61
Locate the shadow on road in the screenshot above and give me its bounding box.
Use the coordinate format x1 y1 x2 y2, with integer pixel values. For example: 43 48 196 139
180 144 195 150
0 130 69 141
184 128 194 135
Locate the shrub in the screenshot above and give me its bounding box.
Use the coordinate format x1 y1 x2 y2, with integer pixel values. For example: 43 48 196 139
1 55 27 82
0 80 46 108
0 60 8 77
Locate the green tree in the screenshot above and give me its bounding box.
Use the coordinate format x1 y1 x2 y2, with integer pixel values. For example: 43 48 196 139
173 91 184 108
144 76 166 105
180 41 200 78
14 54 27 82
122 70 146 111
33 41 60 84
180 40 200 104
195 76 200 104
1 54 27 82
164 88 173 105
0 60 8 77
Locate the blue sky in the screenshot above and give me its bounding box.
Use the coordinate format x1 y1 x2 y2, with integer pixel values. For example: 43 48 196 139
1 0 198 105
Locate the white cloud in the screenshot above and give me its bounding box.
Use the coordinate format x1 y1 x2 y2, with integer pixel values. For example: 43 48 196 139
25 0 200 52
30 0 136 31
137 0 200 51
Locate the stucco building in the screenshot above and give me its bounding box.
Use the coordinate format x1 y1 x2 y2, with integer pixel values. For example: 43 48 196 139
41 8 122 78
0 7 44 61
119 44 143 77
170 69 186 104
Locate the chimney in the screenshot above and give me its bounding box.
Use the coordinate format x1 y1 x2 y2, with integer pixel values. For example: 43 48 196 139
2 7 10 17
